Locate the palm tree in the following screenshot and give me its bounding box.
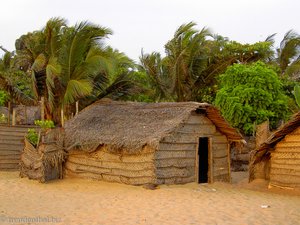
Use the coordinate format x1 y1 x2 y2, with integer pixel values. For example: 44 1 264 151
276 30 300 79
139 51 172 101
14 18 114 123
164 22 212 101
91 48 137 101
140 22 275 103
14 17 67 115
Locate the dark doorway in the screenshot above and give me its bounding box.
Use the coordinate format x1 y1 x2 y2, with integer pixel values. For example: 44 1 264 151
198 137 209 183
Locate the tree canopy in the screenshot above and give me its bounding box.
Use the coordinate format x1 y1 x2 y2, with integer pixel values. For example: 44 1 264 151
0 19 299 133
2 18 137 124
215 61 289 135
139 22 275 103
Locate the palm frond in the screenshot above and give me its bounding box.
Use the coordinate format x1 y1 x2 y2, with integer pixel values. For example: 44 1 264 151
0 73 35 105
63 79 93 105
265 33 276 44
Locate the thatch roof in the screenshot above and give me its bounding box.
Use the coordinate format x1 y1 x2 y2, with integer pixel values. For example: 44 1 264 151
64 99 243 154
250 111 300 178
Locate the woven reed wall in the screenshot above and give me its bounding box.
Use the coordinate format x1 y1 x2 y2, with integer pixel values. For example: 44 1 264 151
155 113 230 184
0 125 32 171
269 126 300 188
65 146 156 185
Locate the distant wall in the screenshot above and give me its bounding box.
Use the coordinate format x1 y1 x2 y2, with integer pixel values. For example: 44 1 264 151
15 105 40 125
0 105 41 125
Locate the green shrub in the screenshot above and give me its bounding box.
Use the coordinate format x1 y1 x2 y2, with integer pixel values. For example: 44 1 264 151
34 120 55 129
215 61 290 135
26 128 38 147
26 120 55 146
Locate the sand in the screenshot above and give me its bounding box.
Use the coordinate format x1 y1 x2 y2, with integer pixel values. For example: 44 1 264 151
0 171 300 225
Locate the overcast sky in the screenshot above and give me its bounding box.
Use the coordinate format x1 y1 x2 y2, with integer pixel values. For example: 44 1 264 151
0 0 299 61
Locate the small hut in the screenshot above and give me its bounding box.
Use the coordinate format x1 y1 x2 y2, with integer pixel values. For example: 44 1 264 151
20 128 66 182
64 99 243 185
250 111 300 189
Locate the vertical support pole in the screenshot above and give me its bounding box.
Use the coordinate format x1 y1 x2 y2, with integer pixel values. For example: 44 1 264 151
75 101 79 116
61 109 64 127
40 97 45 121
209 138 213 183
227 143 232 183
195 138 199 183
24 106 28 125
12 108 16 126
7 101 11 126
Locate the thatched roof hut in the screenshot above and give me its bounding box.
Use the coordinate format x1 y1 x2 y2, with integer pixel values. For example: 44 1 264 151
64 99 243 185
250 111 300 188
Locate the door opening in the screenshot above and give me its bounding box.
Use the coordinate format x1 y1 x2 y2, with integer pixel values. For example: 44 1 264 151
198 137 209 183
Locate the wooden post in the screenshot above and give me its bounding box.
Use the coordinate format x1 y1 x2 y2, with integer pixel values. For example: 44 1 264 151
195 139 199 183
40 97 45 121
209 138 213 183
7 102 11 126
61 108 64 127
75 101 79 116
227 143 232 183
12 108 16 126
24 106 28 125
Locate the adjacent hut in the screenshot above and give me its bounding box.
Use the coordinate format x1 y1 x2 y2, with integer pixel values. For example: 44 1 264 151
64 99 243 185
250 111 300 189
20 128 66 182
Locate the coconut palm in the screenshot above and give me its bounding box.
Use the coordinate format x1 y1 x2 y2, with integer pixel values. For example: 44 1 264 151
13 18 115 123
139 51 172 101
84 47 138 105
140 22 275 102
276 30 300 79
164 22 212 101
14 17 67 113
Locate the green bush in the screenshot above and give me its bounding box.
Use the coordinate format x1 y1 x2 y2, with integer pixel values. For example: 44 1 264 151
215 61 290 135
26 120 55 146
34 120 55 129
26 128 38 147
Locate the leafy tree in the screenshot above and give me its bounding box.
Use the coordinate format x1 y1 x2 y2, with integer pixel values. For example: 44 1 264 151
0 52 34 105
215 61 289 135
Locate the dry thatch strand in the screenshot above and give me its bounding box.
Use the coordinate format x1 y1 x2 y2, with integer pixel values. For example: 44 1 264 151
64 99 243 155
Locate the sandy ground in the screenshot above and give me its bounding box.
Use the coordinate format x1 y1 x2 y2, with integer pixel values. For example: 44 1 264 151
0 171 300 225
